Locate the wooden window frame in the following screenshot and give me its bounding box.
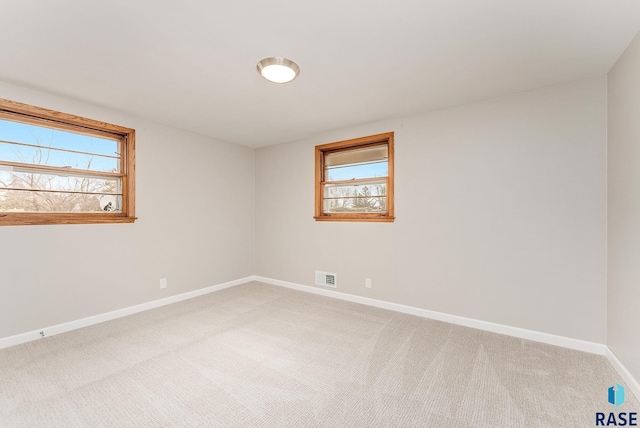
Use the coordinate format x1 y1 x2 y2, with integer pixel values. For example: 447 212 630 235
315 132 394 222
0 98 136 226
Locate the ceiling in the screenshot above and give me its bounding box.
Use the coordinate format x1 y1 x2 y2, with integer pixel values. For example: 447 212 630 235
1 1 639 148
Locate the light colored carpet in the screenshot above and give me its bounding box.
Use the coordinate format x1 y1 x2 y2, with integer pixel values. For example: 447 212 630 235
0 281 637 427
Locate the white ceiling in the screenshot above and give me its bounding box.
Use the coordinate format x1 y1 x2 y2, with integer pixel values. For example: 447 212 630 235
1 1 639 148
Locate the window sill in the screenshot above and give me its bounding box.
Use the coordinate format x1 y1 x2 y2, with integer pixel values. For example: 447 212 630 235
0 214 137 226
314 215 395 223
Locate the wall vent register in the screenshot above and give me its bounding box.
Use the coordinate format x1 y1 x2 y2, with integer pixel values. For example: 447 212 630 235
315 271 337 288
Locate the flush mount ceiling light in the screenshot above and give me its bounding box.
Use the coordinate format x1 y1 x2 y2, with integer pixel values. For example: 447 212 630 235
257 57 300 84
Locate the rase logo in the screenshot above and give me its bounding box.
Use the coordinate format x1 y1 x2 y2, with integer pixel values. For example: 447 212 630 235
610 384 626 408
596 383 637 426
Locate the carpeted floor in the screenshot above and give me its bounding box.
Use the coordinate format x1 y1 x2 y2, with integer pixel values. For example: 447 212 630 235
0 281 637 427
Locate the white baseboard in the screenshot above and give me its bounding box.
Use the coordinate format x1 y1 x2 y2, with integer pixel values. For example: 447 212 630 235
0 276 255 351
253 276 608 355
606 347 640 402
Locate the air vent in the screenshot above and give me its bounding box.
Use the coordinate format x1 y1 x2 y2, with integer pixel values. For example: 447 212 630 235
315 271 337 288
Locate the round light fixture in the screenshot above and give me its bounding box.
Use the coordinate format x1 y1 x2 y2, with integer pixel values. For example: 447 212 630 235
257 57 300 84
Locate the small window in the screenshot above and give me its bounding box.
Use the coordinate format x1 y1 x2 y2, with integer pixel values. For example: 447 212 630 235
315 132 394 222
0 98 136 226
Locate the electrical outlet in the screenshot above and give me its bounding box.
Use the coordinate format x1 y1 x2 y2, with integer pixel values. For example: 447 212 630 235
160 278 167 289
365 278 372 288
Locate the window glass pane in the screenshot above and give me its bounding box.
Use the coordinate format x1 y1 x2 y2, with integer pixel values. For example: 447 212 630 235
325 145 388 181
0 169 120 212
323 181 387 213
0 189 122 213
325 145 387 167
324 196 387 213
325 161 388 181
0 118 120 173
0 170 119 194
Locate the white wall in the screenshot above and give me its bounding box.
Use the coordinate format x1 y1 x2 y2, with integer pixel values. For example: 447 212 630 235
0 76 611 347
256 77 607 343
608 31 640 382
0 82 255 339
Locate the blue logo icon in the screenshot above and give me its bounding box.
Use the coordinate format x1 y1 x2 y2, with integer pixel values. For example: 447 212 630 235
608 383 625 408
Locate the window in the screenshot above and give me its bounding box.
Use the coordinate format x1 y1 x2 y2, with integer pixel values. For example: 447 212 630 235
315 132 394 222
0 98 136 226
